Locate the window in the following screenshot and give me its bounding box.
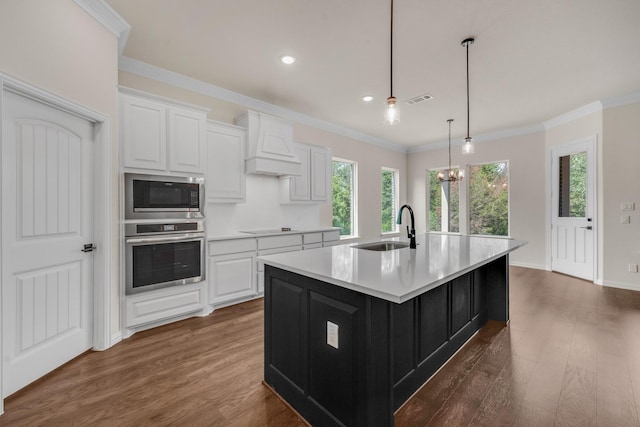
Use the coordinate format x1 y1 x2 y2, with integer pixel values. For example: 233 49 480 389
381 168 399 233
469 162 509 236
428 169 460 233
332 159 357 237
558 151 586 217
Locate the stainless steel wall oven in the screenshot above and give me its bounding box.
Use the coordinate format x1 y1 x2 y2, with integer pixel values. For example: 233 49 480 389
125 221 205 295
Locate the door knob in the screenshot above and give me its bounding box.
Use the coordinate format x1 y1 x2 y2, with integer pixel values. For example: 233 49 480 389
579 226 593 230
81 243 97 252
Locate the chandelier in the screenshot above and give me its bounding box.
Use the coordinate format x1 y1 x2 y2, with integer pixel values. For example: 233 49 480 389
437 119 464 182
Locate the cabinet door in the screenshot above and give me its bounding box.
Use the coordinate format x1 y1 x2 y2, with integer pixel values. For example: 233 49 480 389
289 145 310 201
206 123 246 202
310 147 331 201
168 108 206 174
209 252 256 305
121 95 167 171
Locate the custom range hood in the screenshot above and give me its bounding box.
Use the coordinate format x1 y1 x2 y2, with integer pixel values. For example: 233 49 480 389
235 110 302 176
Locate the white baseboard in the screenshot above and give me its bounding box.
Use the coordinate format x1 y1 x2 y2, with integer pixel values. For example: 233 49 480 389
110 332 123 347
509 261 547 271
602 280 640 292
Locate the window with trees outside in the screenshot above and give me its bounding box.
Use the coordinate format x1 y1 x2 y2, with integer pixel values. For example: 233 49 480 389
381 168 399 233
332 159 356 237
469 162 509 236
428 169 460 233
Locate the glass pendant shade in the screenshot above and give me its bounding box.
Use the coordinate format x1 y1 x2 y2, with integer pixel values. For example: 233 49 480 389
383 96 399 125
462 137 474 154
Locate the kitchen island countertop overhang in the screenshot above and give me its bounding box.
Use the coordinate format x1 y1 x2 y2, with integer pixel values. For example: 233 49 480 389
258 233 527 304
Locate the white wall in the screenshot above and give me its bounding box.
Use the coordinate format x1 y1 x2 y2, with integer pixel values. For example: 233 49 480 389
408 131 547 269
602 102 640 289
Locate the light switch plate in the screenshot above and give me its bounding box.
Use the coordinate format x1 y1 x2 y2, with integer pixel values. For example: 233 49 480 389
621 215 631 224
327 321 339 349
621 202 635 211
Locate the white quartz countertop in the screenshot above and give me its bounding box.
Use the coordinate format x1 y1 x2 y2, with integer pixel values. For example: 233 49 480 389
259 233 526 303
207 227 339 241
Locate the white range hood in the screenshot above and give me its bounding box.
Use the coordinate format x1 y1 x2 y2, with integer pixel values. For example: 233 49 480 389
235 110 302 176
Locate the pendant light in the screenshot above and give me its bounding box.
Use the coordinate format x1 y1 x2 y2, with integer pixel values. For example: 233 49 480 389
383 0 399 125
461 37 475 154
437 119 464 182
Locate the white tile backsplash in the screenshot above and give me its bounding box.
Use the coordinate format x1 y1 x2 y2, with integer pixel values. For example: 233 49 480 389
205 174 320 234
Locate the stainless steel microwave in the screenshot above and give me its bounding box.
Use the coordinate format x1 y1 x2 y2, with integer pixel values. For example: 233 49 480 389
124 173 204 220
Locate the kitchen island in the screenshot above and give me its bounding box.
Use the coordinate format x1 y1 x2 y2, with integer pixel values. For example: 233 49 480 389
260 233 525 427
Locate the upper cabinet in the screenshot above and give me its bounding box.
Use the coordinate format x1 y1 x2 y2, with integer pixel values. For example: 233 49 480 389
206 120 246 203
281 142 332 203
235 111 302 176
120 88 208 174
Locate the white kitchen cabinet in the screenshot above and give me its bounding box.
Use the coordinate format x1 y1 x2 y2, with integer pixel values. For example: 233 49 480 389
125 282 206 328
323 230 341 246
121 94 167 171
303 232 323 250
209 252 257 306
168 108 206 174
281 143 331 203
206 121 246 202
120 88 208 174
208 238 257 306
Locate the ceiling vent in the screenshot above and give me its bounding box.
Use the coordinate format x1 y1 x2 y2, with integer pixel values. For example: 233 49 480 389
405 94 434 105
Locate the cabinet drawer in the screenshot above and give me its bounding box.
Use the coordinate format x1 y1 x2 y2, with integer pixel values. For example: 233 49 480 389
303 243 323 250
257 234 302 250
126 283 205 327
303 232 323 244
209 238 256 256
323 230 340 242
257 246 303 271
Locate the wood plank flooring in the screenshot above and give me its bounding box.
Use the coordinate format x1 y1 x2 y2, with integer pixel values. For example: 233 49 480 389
1 267 639 426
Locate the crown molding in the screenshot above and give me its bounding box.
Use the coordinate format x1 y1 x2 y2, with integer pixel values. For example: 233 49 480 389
73 0 130 55
601 90 640 110
543 101 603 130
118 56 407 153
408 123 545 153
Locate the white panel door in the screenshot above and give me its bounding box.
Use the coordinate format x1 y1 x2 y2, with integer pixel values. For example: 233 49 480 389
550 138 596 281
2 91 94 397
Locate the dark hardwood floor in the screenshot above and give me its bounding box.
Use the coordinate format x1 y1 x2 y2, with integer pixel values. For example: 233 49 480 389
1 267 639 426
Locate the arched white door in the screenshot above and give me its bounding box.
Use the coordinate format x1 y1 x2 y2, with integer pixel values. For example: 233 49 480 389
2 90 95 397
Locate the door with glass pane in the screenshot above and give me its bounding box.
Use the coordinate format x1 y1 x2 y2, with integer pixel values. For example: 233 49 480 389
550 138 596 281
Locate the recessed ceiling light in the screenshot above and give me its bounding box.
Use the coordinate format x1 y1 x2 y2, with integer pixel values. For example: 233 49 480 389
362 95 374 102
281 55 296 65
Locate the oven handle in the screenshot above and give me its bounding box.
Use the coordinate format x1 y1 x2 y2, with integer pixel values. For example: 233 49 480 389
125 233 205 244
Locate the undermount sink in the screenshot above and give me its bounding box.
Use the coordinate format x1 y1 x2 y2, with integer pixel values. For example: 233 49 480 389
352 241 410 251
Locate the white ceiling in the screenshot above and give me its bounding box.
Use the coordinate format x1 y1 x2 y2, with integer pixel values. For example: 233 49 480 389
106 0 640 149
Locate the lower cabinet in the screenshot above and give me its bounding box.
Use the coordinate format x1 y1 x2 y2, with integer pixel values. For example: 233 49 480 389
209 251 257 306
126 282 207 328
208 238 258 307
